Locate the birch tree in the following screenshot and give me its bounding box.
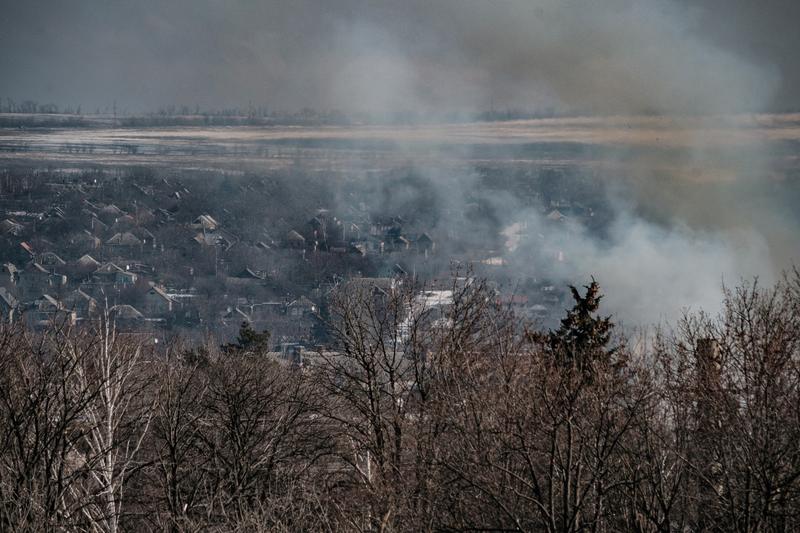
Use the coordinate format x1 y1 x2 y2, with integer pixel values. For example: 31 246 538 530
66 316 155 533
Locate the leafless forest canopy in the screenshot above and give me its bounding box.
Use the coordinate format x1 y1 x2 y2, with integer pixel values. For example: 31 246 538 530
2 272 800 531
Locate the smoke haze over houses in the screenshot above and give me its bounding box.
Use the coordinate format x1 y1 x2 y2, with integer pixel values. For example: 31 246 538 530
1 0 799 326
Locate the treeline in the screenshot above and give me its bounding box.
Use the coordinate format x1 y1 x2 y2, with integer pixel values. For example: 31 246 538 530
0 98 83 115
1 273 800 531
0 98 582 129
0 115 89 129
119 108 353 128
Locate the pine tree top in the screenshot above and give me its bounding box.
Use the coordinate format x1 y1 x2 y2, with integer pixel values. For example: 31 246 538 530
547 279 616 375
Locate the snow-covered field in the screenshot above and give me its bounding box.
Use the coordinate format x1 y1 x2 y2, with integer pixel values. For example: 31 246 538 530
1 113 798 172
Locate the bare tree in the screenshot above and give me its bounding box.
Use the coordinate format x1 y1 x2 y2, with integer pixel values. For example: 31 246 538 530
1 273 799 532
433 281 650 532
0 322 102 531
652 275 800 532
313 274 510 530
147 348 210 530
63 316 156 533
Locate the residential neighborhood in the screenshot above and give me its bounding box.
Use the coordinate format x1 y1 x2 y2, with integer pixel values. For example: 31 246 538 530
0 165 598 346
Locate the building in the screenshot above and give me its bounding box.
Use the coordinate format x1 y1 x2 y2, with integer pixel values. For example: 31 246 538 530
190 214 219 231
28 294 77 329
287 296 318 317
0 287 19 322
143 285 174 316
93 262 138 286
0 219 24 237
105 232 144 251
62 288 98 318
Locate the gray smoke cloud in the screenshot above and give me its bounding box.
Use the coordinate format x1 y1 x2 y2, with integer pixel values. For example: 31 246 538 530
394 0 779 115
508 205 776 326
2 0 796 325
0 0 790 114
361 156 784 326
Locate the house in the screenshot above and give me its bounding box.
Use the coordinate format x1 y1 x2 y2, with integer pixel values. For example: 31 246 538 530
93 261 123 277
306 216 328 243
45 205 66 219
357 237 385 255
247 302 286 320
106 232 144 249
90 216 109 235
130 227 156 247
37 215 68 235
69 230 102 250
496 294 529 308
389 235 411 252
343 222 362 241
20 241 35 258
0 287 18 322
350 243 368 257
226 307 253 324
1 263 19 287
337 277 399 307
285 230 306 249
233 268 265 280
154 208 175 224
190 214 219 231
143 285 174 316
370 216 404 236
133 207 156 225
415 232 435 255
192 232 231 250
38 251 66 268
378 263 407 278
62 288 98 317
71 254 102 281
93 262 137 285
328 243 349 254
109 304 145 325
84 199 102 211
132 183 154 197
0 219 24 237
125 262 155 275
109 214 136 233
287 296 317 317
529 304 549 319
192 228 236 250
29 294 76 328
75 254 102 272
20 262 67 296
226 268 266 288
97 203 126 222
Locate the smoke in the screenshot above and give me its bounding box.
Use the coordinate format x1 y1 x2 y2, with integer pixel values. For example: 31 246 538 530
295 0 781 115
421 0 785 323
508 206 775 326
2 0 795 324
325 0 788 325
306 0 790 324
335 0 778 116
359 157 782 326
0 0 786 114
287 0 790 326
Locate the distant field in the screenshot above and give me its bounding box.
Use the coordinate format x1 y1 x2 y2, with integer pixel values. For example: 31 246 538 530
0 113 799 175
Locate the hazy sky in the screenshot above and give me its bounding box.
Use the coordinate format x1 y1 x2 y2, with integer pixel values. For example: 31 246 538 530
0 0 797 114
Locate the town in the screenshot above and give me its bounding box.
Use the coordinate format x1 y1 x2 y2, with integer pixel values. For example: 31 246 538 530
0 160 608 349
